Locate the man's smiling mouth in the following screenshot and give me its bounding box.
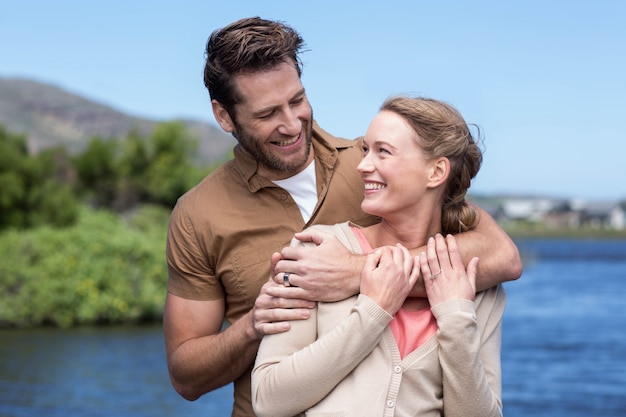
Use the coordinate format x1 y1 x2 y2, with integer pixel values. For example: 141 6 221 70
273 135 299 147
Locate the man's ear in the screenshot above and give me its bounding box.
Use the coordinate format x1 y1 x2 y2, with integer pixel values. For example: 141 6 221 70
212 100 235 133
427 157 450 189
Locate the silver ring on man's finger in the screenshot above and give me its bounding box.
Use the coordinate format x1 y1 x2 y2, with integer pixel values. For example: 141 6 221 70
429 270 442 280
283 272 292 287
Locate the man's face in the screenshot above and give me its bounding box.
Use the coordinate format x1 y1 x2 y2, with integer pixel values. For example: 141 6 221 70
228 62 314 180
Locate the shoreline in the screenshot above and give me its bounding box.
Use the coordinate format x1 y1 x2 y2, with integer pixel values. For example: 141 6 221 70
504 226 626 240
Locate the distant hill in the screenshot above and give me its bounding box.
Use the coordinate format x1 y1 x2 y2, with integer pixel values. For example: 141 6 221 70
0 77 235 163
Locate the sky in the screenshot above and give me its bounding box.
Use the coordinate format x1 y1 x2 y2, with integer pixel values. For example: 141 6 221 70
1 0 624 201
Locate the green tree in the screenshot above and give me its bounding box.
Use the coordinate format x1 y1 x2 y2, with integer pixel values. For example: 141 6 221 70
114 128 149 210
72 136 120 208
0 125 78 229
141 121 204 207
71 121 212 212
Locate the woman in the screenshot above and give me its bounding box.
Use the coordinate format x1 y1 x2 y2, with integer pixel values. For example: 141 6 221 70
251 96 506 417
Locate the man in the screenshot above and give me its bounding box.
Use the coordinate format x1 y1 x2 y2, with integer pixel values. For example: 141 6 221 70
164 17 522 417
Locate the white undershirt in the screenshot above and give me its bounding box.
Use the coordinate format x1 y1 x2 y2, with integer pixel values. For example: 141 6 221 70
272 160 317 223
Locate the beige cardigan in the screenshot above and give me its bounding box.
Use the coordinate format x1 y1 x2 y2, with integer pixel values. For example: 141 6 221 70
252 222 506 417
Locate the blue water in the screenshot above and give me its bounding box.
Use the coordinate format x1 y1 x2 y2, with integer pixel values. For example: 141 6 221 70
0 238 625 416
501 239 626 416
0 326 233 417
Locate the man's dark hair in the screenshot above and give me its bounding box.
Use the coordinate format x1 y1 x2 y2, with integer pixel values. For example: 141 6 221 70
203 17 306 116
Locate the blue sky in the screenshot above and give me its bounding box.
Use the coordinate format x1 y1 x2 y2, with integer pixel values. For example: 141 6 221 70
1 0 624 201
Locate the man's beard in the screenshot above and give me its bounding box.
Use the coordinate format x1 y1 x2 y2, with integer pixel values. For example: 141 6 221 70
233 121 313 174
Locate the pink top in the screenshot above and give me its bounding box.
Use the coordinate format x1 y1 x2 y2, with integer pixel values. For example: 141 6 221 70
351 227 438 359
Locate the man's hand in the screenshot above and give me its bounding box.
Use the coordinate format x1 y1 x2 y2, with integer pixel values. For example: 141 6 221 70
252 277 315 336
272 228 364 302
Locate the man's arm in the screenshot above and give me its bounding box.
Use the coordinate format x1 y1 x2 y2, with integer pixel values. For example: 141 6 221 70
273 204 521 300
163 282 314 400
163 294 257 400
455 203 522 291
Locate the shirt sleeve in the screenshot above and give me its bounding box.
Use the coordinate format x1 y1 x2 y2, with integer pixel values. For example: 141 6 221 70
166 200 224 300
432 284 506 417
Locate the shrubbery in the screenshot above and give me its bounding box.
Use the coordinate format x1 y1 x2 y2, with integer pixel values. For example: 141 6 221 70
0 205 170 327
0 121 225 327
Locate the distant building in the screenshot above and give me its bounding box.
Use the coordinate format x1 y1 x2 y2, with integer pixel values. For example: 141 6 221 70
500 198 567 223
580 202 625 230
473 195 626 231
544 201 580 229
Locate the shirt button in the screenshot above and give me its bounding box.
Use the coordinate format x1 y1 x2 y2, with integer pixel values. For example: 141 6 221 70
387 400 395 408
394 366 402 373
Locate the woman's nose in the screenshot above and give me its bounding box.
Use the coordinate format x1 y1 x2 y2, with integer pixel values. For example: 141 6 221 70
357 155 374 173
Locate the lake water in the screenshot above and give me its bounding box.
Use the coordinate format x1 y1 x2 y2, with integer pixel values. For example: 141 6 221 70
1 238 625 416
501 238 626 416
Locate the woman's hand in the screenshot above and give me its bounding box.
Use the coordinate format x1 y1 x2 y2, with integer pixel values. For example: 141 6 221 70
360 244 421 315
418 234 478 306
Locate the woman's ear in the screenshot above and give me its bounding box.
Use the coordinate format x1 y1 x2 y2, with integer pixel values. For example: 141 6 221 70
427 157 450 189
212 100 235 133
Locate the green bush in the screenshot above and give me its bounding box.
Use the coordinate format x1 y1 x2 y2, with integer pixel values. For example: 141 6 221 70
0 205 170 328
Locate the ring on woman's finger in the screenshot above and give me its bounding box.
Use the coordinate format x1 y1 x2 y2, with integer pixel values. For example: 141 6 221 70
283 272 292 287
429 270 442 280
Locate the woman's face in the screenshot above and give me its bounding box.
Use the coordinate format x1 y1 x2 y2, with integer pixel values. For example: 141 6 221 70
357 110 434 218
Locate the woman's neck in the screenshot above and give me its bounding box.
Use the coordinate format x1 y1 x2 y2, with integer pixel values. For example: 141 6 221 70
362 213 442 250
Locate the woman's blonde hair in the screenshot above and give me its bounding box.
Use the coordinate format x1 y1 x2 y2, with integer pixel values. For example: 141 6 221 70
381 96 483 234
